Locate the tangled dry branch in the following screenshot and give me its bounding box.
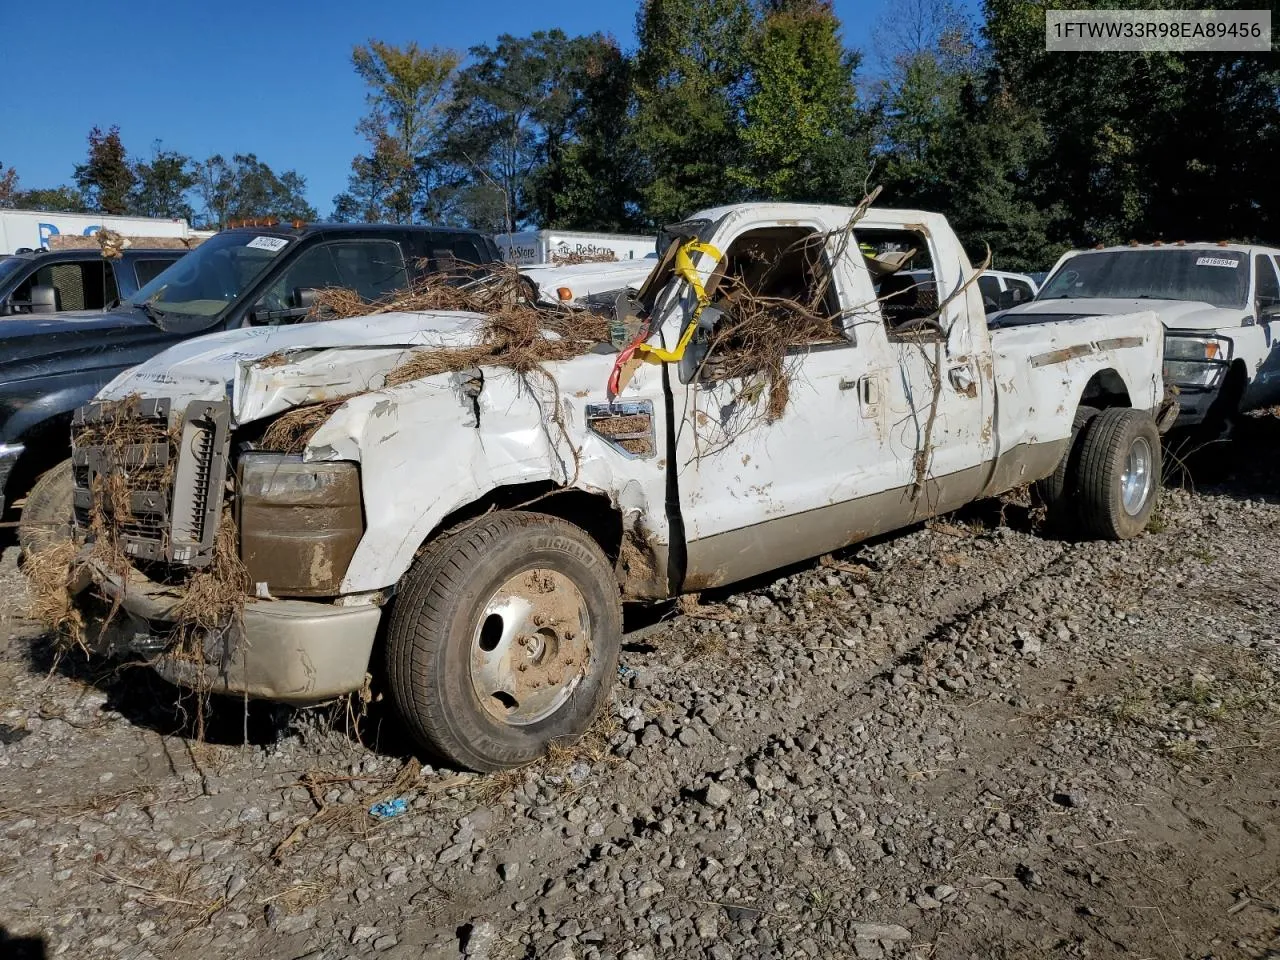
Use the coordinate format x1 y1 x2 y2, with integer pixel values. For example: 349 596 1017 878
261 266 611 453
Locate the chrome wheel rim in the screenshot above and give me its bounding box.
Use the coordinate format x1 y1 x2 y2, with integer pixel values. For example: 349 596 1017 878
470 568 591 726
1121 436 1154 515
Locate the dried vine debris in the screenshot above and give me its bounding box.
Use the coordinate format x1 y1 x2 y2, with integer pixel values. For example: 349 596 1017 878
261 267 612 453
550 251 619 265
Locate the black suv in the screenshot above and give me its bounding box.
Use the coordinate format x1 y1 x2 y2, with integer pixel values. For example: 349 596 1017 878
0 222 501 548
0 247 187 315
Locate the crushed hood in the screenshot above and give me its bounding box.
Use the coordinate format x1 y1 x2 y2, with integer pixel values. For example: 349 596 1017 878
98 310 492 425
1001 297 1245 332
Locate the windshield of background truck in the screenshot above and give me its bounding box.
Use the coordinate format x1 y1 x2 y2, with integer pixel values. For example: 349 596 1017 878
127 231 290 320
1039 249 1250 309
0 257 25 286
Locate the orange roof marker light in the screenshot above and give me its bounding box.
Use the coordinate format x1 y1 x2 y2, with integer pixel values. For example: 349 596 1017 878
557 287 574 301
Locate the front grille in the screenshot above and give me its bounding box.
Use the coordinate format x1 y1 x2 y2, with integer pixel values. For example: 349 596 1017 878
72 397 231 568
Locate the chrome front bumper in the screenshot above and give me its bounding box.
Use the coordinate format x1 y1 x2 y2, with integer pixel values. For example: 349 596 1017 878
75 557 382 704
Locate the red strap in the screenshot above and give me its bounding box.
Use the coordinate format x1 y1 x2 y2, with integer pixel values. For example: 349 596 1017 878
607 322 651 398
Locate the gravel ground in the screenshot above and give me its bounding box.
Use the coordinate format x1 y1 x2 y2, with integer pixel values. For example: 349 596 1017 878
2 420 1278 960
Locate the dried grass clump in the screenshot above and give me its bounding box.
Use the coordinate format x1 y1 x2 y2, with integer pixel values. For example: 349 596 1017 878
259 398 350 452
550 251 619 265
22 540 84 637
171 510 251 632
64 397 252 659
260 266 610 453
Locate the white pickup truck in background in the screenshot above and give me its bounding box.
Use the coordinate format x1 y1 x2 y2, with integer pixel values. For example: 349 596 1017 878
520 259 656 307
69 202 1174 771
996 242 1280 430
495 229 657 265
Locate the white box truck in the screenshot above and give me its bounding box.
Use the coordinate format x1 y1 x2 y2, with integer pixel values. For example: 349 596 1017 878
0 209 202 255
494 229 656 266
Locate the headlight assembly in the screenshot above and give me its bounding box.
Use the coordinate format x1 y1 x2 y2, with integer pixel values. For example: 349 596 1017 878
1163 336 1228 362
1162 335 1230 391
238 453 363 597
1163 360 1225 389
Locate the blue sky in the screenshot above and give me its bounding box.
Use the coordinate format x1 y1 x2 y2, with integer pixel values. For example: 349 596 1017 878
0 0 979 219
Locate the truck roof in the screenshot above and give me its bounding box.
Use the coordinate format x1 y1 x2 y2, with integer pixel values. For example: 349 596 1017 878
688 202 954 234
216 221 490 238
1067 241 1279 256
3 246 187 262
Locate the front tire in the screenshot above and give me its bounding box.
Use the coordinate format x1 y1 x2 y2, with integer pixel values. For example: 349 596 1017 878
18 458 74 557
385 512 622 771
1072 408 1161 540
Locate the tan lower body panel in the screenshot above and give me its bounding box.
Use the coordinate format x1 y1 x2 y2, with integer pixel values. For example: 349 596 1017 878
682 440 1067 591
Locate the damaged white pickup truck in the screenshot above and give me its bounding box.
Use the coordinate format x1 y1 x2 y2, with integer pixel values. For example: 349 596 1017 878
67 203 1176 770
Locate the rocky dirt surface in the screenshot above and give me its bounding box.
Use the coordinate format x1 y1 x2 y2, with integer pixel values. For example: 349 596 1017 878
2 424 1279 960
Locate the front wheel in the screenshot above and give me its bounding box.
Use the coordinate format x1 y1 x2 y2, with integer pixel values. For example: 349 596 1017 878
18 458 75 557
1072 408 1161 540
385 512 622 771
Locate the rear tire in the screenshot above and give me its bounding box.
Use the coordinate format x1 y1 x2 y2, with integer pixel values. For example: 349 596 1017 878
1071 409 1161 540
385 512 622 771
18 458 74 557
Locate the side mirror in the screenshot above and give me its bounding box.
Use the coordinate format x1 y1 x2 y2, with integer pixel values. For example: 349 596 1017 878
292 287 318 310
30 285 57 314
1258 299 1280 321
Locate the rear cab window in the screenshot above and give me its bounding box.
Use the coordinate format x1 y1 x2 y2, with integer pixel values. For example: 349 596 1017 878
133 257 181 289
855 227 946 341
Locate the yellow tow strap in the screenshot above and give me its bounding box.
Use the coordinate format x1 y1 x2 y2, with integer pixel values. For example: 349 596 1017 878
636 239 722 363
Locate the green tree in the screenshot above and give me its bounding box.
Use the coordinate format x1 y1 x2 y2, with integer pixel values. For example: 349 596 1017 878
12 186 85 213
630 0 757 224
130 142 196 220
195 153 316 228
0 163 17 208
984 0 1280 247
334 41 460 223
439 30 605 231
873 0 981 204
74 125 135 215
731 0 870 202
534 38 644 231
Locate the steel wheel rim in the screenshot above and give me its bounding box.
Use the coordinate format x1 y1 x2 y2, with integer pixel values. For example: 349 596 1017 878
470 568 591 726
1121 435 1154 515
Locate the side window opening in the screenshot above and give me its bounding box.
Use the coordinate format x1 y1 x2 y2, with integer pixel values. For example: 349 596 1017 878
855 227 944 342
703 226 843 334
134 257 178 288
11 260 116 312
685 226 849 411
976 274 1002 310
1254 254 1279 307
255 240 409 324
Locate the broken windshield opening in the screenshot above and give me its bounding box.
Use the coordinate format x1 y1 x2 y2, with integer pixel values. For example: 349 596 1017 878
1038 249 1250 309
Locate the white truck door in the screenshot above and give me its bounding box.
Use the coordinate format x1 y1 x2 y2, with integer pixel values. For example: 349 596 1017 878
852 220 996 511
660 219 911 589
